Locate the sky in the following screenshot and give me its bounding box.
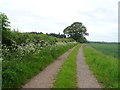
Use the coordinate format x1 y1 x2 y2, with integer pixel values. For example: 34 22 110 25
0 0 119 42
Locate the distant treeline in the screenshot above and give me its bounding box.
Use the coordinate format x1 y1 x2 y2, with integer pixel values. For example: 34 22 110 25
28 32 66 38
88 41 119 44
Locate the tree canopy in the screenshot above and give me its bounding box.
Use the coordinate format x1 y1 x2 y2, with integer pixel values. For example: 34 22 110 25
0 12 10 30
0 12 12 45
63 22 89 43
47 33 66 38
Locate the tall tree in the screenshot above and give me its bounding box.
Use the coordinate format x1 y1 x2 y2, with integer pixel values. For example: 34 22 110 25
63 22 89 43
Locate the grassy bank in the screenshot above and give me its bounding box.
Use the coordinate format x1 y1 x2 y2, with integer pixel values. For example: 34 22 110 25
53 44 81 88
83 46 118 88
2 43 77 88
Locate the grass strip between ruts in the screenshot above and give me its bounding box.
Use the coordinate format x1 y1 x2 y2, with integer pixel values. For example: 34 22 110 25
53 44 81 88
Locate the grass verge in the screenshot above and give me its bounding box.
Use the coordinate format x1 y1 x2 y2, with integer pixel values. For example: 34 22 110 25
83 46 118 88
53 44 81 88
2 43 77 88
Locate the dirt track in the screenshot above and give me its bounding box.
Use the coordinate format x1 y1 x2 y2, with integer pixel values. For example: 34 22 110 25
22 45 102 88
22 47 75 88
76 46 101 88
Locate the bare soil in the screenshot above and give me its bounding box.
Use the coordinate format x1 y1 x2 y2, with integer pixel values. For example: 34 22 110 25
22 47 75 88
76 46 102 88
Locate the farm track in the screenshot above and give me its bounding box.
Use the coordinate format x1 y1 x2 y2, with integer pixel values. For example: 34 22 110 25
22 45 102 88
77 46 101 88
22 47 75 88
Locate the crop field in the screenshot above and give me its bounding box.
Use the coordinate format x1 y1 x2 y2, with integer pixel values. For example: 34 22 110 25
88 43 119 58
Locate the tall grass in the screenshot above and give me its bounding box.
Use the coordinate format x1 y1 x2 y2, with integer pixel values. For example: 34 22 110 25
53 45 81 88
2 43 77 88
83 46 118 88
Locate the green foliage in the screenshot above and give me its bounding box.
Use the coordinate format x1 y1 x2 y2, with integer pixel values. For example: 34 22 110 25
83 46 118 88
2 29 76 47
57 38 75 42
88 43 119 58
2 43 77 88
0 12 10 30
3 31 56 46
0 12 13 46
63 22 89 43
54 45 81 88
47 33 66 38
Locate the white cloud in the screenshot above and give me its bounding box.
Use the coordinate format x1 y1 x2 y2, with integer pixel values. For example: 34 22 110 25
0 0 119 42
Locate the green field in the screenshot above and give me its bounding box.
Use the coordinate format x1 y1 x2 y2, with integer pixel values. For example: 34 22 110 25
88 43 119 58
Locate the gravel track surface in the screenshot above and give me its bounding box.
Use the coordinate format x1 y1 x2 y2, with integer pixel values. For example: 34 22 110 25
76 46 101 88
